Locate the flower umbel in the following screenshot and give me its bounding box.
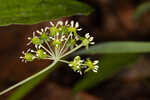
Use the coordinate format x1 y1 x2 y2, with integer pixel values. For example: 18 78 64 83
0 20 100 96
21 20 99 74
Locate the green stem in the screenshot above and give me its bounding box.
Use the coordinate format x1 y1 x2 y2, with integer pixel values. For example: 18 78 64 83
58 59 69 64
58 34 71 56
60 44 83 58
45 41 55 56
0 60 58 96
40 45 53 57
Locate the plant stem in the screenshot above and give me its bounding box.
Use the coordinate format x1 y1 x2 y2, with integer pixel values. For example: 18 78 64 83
58 59 69 64
60 44 83 58
40 45 53 57
0 60 58 96
45 41 55 56
58 34 71 56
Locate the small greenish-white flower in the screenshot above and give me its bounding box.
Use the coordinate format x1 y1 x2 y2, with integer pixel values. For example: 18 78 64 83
68 20 82 36
36 49 47 59
36 28 50 43
84 59 99 73
49 21 62 36
24 53 35 61
31 37 41 45
40 33 50 42
20 49 35 62
27 32 42 48
69 56 84 74
36 27 49 35
82 33 95 49
59 26 69 35
51 39 62 48
49 26 59 36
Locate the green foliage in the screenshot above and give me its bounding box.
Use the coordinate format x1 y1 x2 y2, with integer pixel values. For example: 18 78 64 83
134 2 150 21
75 42 150 54
73 54 138 94
0 0 93 26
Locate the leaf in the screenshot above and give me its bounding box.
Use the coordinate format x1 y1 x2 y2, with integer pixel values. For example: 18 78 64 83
76 42 150 55
7 63 59 100
0 0 93 26
73 54 138 94
134 2 150 22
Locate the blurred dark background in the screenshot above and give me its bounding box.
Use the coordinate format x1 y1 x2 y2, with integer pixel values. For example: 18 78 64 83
1 0 150 100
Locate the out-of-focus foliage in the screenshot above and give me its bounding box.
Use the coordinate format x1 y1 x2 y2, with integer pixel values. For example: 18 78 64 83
0 0 93 26
134 1 150 21
73 54 138 94
75 42 150 54
73 3 150 94
5 0 150 99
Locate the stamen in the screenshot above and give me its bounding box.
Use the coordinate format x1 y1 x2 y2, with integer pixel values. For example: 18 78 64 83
75 22 79 28
71 20 74 27
65 20 68 25
27 37 31 40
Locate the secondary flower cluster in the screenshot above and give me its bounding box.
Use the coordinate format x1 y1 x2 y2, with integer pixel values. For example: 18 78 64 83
20 20 99 74
69 56 99 74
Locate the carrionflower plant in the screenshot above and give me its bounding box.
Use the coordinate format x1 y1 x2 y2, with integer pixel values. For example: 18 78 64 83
0 20 99 95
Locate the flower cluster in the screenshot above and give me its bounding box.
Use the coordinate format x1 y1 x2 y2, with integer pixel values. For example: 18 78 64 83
69 56 99 74
20 20 99 74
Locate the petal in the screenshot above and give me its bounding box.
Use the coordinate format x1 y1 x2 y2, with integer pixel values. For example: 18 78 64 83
19 56 24 59
65 20 68 25
93 70 97 72
76 66 80 69
93 60 99 65
27 37 31 40
71 20 74 27
75 22 79 28
33 32 35 37
57 21 63 26
50 21 54 26
90 42 95 45
85 33 90 38
94 65 99 69
36 30 42 34
45 27 49 31
41 28 44 32
89 37 94 41
69 64 72 66
77 28 82 31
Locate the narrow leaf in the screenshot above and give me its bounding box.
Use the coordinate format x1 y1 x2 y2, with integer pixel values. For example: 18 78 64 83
134 2 150 22
76 42 150 54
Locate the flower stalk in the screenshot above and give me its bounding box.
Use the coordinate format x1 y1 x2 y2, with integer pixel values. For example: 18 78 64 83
0 60 58 95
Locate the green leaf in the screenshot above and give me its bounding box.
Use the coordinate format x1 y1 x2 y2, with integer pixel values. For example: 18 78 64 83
7 63 59 100
73 54 138 94
76 42 150 54
0 0 93 26
134 2 150 22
